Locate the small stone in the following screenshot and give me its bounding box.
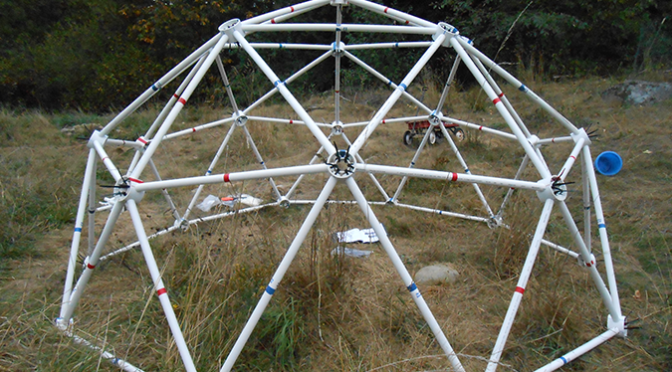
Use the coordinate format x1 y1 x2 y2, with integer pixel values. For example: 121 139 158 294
415 264 459 286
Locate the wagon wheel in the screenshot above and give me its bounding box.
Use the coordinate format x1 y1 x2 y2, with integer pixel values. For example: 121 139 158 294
403 130 413 146
454 128 465 142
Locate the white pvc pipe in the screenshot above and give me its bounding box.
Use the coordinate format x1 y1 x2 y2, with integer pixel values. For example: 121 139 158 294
163 116 235 141
243 0 330 26
395 202 490 223
496 154 529 218
342 115 428 128
223 42 332 50
486 198 554 372
99 33 221 137
242 125 282 199
59 328 145 372
61 201 125 322
220 177 337 372
582 146 622 318
91 140 122 182
233 29 336 155
130 32 230 180
391 118 435 201
126 199 197 372
346 177 465 372
356 163 546 191
581 159 592 250
436 55 461 114
182 122 238 222
558 137 585 181
60 148 97 319
557 201 620 318
135 164 329 192
350 32 446 154
348 0 437 28
438 122 495 218
450 37 551 180
540 239 580 259
456 37 579 135
242 23 437 35
533 328 619 372
244 50 334 114
344 41 433 50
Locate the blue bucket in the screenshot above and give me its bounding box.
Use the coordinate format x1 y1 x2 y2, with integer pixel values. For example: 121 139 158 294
594 151 622 176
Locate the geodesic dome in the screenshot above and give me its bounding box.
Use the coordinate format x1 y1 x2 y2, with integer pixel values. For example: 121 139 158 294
56 1 628 371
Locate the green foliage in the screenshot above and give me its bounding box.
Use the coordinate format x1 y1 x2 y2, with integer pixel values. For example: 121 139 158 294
0 0 670 110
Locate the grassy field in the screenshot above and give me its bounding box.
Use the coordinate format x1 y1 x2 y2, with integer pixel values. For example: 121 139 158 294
1 73 671 371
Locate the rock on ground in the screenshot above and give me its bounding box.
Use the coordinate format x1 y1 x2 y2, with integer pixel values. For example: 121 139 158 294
415 264 459 286
602 80 672 106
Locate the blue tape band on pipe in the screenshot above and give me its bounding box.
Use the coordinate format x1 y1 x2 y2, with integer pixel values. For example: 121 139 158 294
598 223 606 229
407 283 417 292
265 286 275 295
399 83 407 90
560 356 568 365
74 227 82 232
519 84 527 92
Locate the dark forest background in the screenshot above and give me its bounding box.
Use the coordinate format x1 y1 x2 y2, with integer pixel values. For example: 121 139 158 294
1 0 670 112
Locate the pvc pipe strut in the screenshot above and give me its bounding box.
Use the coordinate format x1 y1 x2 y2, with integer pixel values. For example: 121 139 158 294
100 33 221 137
60 149 97 319
242 23 437 35
135 164 329 192
86 156 97 257
344 41 434 50
348 0 437 28
350 32 446 154
284 138 330 200
99 224 181 262
242 125 282 199
391 118 435 202
130 32 230 180
145 53 209 141
223 42 332 50
163 116 235 141
232 29 336 155
148 159 181 221
537 136 574 145
532 328 619 372
346 177 466 372
58 329 146 372
438 122 495 218
581 159 592 250
486 198 554 372
243 50 334 114
215 55 240 114
540 239 580 259
456 37 580 135
471 55 533 138
343 115 429 127
450 36 552 180
243 0 331 26
334 4 343 124
182 122 238 222
356 164 546 191
496 154 529 218
246 116 330 127
126 199 197 372
435 55 461 114
557 201 620 319
582 146 622 317
220 177 337 372
91 139 122 183
439 114 518 140
61 201 125 322
342 50 435 117
395 202 490 223
558 137 585 182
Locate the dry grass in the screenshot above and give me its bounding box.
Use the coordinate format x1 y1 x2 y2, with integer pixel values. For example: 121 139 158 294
1 72 671 372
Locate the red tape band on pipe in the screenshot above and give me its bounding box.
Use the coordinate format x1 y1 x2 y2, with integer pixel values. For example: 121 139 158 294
178 97 187 105
157 288 167 296
451 173 458 181
87 263 95 269
493 97 501 105
224 173 230 182
515 286 525 294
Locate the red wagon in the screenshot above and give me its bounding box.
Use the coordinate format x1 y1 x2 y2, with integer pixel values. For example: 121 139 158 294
403 120 464 146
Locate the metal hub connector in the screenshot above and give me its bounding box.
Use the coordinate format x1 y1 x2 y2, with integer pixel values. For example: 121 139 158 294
331 121 344 135
326 149 355 178
233 111 248 127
